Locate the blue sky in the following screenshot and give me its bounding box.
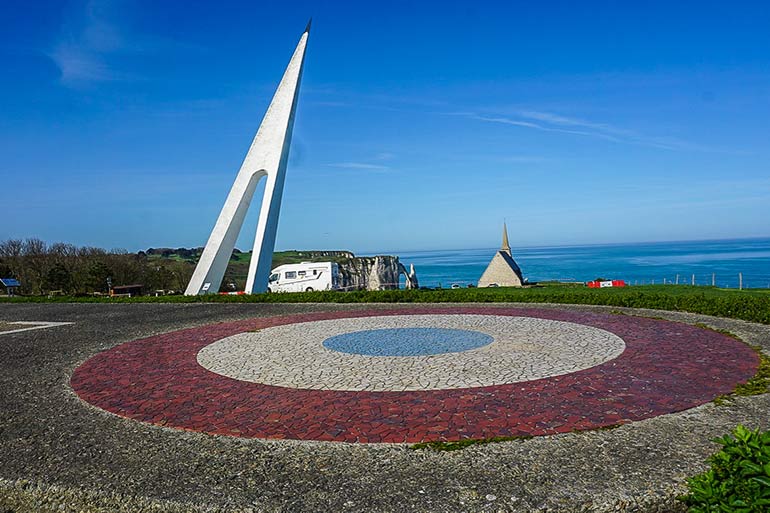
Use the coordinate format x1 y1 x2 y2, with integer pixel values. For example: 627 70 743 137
2 1 769 253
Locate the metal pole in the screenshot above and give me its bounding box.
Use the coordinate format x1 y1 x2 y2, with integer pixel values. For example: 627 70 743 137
712 273 715 287
692 274 695 285
739 272 743 290
675 274 679 285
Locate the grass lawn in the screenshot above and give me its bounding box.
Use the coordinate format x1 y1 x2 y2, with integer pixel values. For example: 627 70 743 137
3 284 770 325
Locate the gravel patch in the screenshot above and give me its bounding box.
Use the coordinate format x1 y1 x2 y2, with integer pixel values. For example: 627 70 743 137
0 321 22 332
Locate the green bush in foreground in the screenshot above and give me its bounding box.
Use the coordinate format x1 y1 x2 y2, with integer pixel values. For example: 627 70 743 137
679 425 770 512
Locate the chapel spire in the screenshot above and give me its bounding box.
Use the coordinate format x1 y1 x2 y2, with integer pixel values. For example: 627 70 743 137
501 221 511 255
478 221 524 288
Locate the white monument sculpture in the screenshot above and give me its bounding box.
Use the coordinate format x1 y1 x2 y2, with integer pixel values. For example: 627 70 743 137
185 22 310 295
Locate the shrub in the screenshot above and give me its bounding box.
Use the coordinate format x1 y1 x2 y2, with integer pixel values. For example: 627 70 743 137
680 425 770 512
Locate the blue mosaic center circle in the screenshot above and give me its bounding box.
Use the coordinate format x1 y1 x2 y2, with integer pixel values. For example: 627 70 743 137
322 327 494 356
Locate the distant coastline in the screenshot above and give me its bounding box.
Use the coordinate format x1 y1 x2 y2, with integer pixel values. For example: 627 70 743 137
3 237 769 295
379 237 770 289
363 235 770 257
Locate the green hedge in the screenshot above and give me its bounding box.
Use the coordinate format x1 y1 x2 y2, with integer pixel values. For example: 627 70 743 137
2 285 770 325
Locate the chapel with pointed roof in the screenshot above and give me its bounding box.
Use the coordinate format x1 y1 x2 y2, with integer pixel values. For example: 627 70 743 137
477 222 525 287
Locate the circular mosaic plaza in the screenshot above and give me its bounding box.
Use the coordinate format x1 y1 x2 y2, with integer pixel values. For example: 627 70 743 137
71 307 759 443
197 315 626 390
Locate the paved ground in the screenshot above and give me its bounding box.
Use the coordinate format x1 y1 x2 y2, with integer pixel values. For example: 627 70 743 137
197 314 627 390
1 302 769 512
71 307 756 443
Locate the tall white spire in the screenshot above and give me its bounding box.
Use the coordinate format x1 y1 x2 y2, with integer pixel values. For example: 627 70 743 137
501 221 511 255
185 24 310 295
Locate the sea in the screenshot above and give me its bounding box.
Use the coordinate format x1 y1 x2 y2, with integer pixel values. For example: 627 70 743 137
381 238 770 290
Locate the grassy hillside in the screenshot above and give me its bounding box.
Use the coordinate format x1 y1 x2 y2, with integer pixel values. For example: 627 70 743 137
144 248 355 291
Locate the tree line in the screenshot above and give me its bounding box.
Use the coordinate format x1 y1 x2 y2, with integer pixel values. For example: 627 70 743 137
0 239 195 295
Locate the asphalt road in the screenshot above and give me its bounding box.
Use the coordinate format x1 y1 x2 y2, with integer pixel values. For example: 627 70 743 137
1 302 769 513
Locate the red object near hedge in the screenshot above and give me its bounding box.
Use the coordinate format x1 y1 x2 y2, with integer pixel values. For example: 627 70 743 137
586 280 627 288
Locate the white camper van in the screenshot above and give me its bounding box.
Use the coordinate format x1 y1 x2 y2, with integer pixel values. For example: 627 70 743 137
267 262 340 293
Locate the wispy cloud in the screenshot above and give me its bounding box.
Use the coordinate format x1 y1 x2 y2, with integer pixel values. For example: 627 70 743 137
517 110 623 133
327 162 391 170
307 100 349 108
453 109 742 153
48 0 127 85
326 151 396 171
49 44 113 83
48 0 204 87
455 111 625 143
497 155 551 164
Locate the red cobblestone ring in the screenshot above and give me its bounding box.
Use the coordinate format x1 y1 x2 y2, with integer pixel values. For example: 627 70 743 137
70 307 759 443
